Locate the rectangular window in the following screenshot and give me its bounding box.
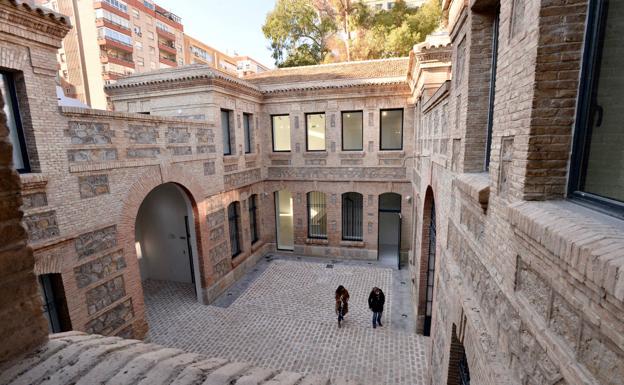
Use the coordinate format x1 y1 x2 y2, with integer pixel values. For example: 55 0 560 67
342 192 363 241
132 8 139 18
221 109 233 155
342 111 363 151
569 0 624 218
272 114 290 152
148 31 154 40
38 274 72 333
275 190 294 250
0 71 29 173
308 192 327 239
228 202 241 257
243 113 252 154
248 194 258 243
485 9 500 171
305 113 326 151
380 109 403 150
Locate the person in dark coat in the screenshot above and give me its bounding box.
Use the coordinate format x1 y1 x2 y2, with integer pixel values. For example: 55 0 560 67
335 285 349 328
368 287 385 328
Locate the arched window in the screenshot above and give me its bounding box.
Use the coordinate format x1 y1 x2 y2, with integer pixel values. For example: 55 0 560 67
228 202 241 257
307 191 327 239
342 192 363 241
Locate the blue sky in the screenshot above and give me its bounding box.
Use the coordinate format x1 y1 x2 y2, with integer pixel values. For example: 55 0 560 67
155 0 277 68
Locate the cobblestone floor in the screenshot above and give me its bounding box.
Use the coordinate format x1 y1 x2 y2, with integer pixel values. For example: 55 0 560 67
144 256 429 385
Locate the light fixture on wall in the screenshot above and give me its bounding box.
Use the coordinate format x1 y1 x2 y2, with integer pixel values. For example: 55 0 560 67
406 196 412 203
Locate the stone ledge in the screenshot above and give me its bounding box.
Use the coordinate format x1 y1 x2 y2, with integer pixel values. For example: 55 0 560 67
19 173 48 191
268 152 292 160
339 240 365 248
376 151 405 159
508 200 624 301
0 332 345 385
306 238 329 245
302 151 329 158
338 152 366 158
60 107 211 126
223 155 240 164
453 172 490 212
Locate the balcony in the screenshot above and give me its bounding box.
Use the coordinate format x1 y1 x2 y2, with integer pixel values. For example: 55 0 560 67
158 42 176 55
98 37 133 53
94 1 129 19
100 54 134 68
96 18 131 34
156 27 176 41
159 56 177 67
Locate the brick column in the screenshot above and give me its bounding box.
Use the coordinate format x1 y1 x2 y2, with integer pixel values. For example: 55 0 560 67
0 87 48 364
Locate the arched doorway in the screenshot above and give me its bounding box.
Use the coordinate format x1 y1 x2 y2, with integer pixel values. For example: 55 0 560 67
135 183 201 301
378 192 402 269
419 187 436 336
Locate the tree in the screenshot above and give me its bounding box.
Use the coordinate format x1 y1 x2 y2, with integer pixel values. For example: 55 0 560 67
262 0 336 67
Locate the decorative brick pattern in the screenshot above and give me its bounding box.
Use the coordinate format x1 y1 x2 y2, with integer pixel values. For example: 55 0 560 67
169 146 192 156
24 210 59 241
204 160 216 175
224 168 261 189
85 275 126 315
65 121 113 144
126 124 158 144
68 148 117 162
85 298 134 335
127 147 160 158
78 174 109 198
75 225 117 259
166 126 190 143
21 192 47 209
268 167 407 180
73 250 126 288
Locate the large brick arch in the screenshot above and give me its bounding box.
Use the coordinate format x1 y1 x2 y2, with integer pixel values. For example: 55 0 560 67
417 186 437 336
117 165 211 338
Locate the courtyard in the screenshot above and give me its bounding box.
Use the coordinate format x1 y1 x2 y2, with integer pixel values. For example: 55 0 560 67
143 255 429 385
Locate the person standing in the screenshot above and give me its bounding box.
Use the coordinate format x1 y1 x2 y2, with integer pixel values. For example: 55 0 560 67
368 287 385 328
335 285 349 328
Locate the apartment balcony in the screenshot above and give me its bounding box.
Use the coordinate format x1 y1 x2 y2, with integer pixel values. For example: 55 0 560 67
93 1 129 19
156 27 176 41
102 71 126 81
96 18 131 35
100 54 134 68
159 56 177 67
98 37 133 53
158 42 176 55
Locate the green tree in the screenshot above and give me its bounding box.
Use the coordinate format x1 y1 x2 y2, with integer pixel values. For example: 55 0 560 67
262 0 336 67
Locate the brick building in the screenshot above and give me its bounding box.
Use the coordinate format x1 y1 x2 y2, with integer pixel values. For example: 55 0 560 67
1 0 623 384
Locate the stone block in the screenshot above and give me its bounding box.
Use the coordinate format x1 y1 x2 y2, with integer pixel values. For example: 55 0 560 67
75 225 117 259
74 250 126 288
85 275 126 315
66 121 113 144
78 174 109 198
24 210 59 241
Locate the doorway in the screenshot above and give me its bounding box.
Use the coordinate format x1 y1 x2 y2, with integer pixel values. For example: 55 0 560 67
135 183 201 301
38 273 72 333
378 193 402 269
275 190 294 250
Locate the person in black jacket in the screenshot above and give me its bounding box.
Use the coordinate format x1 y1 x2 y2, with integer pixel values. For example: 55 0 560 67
368 287 385 328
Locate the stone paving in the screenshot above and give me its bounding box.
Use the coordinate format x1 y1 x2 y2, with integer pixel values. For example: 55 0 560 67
144 256 429 385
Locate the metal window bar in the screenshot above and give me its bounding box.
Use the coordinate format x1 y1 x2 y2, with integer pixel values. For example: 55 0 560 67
307 192 327 238
424 202 436 336
249 195 258 243
228 203 240 256
342 192 363 241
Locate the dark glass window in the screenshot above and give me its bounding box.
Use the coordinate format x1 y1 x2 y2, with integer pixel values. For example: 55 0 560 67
485 8 500 171
307 191 327 238
342 192 363 241
228 202 241 256
342 111 363 151
380 109 403 150
221 109 233 155
424 202 436 336
0 71 29 173
569 0 624 218
38 274 72 333
248 194 258 243
244 113 253 154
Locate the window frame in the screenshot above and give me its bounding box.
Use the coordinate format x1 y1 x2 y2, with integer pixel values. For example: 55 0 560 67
243 112 253 154
485 7 500 171
271 114 291 152
221 109 233 156
341 192 363 241
1 71 30 173
307 191 327 239
568 0 624 219
379 108 404 151
248 194 259 244
304 112 326 152
228 202 241 257
341 110 364 151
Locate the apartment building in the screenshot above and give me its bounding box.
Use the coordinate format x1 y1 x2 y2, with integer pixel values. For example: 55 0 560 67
360 0 426 11
38 0 184 110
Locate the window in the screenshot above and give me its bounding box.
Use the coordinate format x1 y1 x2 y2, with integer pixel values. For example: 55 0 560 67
95 8 130 29
132 8 139 18
221 109 233 155
102 0 127 13
97 27 132 46
248 194 258 243
569 0 624 218
228 202 241 257
0 71 29 173
243 113 253 153
137 57 144 66
485 8 500 170
306 113 326 151
342 111 363 151
272 114 290 152
342 192 363 241
148 31 154 40
38 274 72 333
380 109 403 150
308 192 327 239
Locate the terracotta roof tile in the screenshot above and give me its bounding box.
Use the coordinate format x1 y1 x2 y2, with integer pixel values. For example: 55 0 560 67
244 57 410 86
4 0 71 26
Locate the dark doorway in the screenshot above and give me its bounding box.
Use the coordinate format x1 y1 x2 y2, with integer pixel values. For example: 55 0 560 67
38 274 72 333
378 193 402 269
423 197 436 336
447 324 470 385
